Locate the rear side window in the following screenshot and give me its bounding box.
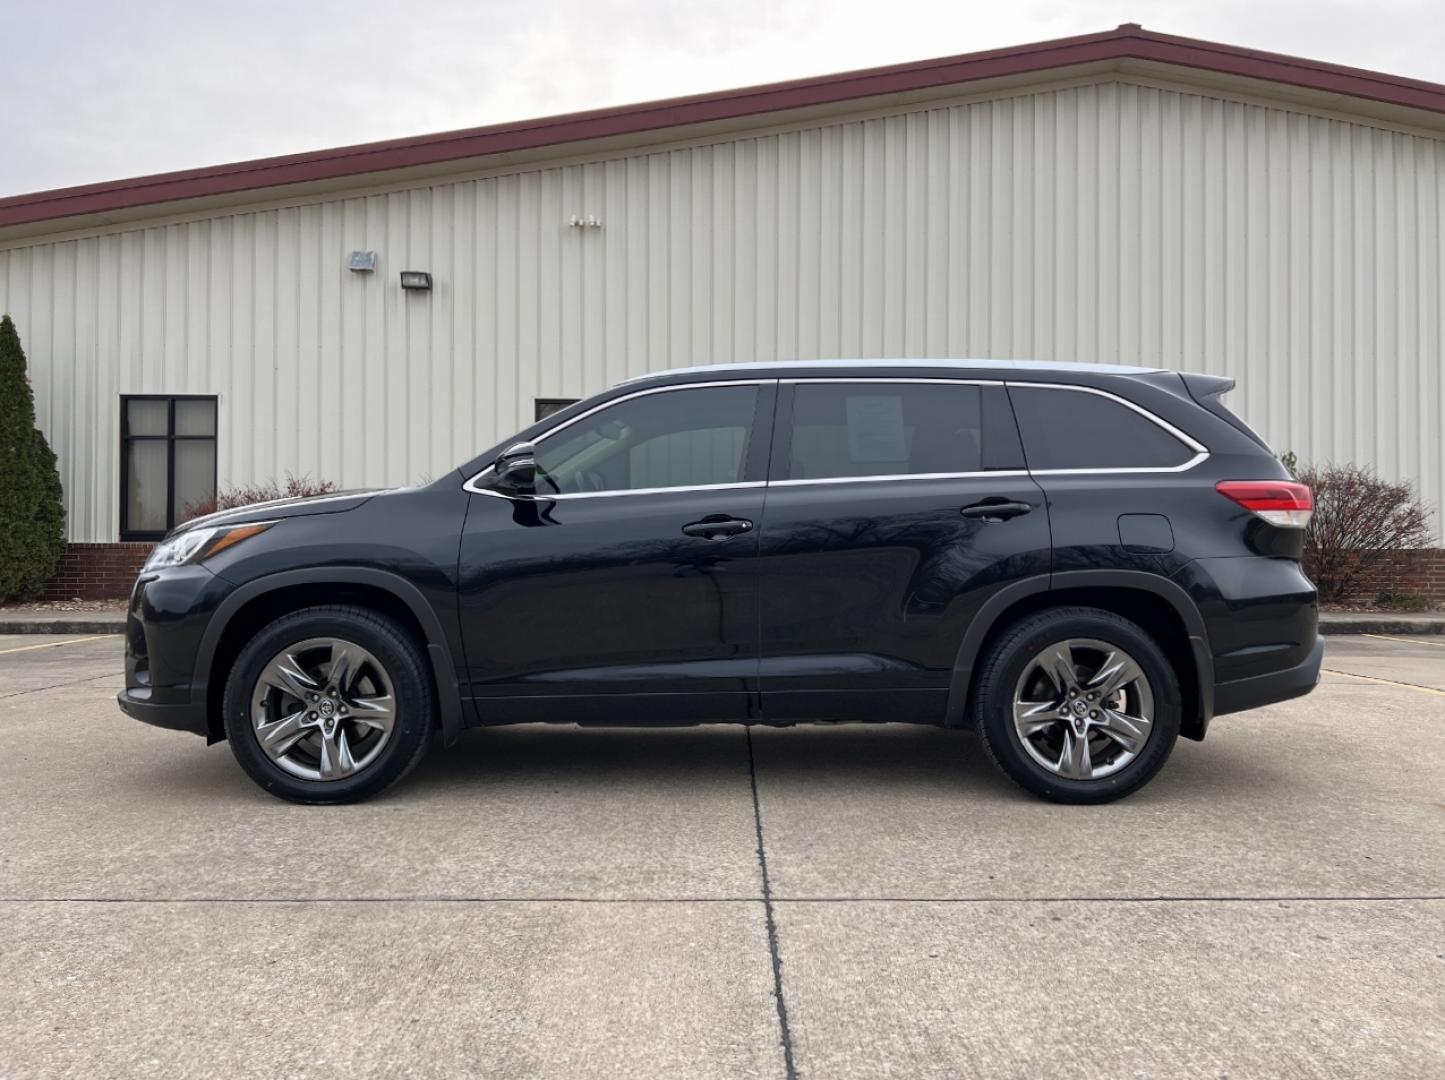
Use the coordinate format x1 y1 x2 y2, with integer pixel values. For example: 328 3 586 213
782 382 1020 480
1009 386 1197 471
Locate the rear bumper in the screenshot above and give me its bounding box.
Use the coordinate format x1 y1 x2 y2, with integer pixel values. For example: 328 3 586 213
1213 636 1324 716
117 687 209 736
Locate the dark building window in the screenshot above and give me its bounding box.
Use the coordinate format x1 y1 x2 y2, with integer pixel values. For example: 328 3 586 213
535 398 579 422
120 396 218 539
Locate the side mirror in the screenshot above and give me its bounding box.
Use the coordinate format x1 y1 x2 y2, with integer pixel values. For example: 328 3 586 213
492 441 538 494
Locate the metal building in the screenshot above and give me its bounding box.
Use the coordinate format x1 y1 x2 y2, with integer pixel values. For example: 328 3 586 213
2 24 1444 575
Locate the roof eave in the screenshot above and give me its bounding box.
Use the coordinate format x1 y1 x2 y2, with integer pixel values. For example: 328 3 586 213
5 24 1445 239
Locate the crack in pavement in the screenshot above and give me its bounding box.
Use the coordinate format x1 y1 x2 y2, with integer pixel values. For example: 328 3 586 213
747 725 799 1080
0 670 120 700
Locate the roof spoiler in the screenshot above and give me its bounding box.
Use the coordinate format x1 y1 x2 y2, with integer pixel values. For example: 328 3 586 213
1179 372 1273 451
1180 372 1236 400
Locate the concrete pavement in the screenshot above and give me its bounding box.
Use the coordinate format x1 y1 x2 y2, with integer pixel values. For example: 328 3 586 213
0 633 1441 1078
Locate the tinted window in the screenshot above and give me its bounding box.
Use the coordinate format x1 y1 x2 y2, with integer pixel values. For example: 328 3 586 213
533 385 758 494
785 382 986 480
1009 386 1195 470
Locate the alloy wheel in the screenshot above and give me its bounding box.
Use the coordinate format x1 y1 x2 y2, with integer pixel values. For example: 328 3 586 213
250 637 396 781
1011 637 1155 781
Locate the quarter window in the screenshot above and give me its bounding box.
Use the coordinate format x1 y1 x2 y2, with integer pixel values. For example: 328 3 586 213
531 385 760 495
120 396 218 538
1008 386 1197 471
783 382 991 480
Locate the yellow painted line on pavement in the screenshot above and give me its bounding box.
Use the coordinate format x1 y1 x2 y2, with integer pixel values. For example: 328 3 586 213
1323 668 1445 697
0 636 109 656
1361 633 1445 648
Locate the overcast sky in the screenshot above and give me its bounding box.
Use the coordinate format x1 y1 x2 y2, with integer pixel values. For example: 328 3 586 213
6 0 1445 197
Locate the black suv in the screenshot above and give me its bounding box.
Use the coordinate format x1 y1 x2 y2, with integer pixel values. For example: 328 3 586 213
118 360 1321 804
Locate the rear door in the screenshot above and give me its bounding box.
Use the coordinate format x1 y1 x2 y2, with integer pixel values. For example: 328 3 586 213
755 378 1051 723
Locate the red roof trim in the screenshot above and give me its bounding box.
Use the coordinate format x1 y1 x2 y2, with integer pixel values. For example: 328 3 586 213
6 24 1445 230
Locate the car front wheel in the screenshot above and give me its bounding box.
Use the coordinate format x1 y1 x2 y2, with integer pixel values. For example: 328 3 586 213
973 606 1182 803
222 605 434 804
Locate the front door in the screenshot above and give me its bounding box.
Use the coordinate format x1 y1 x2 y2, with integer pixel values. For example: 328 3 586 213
457 380 775 724
756 378 1051 722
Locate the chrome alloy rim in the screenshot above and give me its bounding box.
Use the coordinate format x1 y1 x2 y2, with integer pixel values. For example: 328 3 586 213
1011 638 1155 781
250 638 396 781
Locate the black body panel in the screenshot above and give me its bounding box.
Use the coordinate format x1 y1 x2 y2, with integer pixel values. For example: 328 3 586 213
755 474 1049 722
456 485 766 722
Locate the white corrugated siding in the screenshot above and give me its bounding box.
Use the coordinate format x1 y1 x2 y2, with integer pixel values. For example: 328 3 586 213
2 79 1443 542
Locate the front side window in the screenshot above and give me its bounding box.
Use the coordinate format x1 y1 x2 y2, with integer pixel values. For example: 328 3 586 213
783 382 991 481
121 396 217 538
1008 386 1197 471
530 384 759 495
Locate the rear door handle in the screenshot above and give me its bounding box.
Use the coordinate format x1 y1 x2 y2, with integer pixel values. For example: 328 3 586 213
960 500 1033 522
681 516 754 540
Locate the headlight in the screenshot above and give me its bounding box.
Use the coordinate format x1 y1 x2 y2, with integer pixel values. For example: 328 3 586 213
142 522 275 572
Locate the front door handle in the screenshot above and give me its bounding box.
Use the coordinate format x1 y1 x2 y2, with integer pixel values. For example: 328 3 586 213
960 500 1033 522
681 516 754 540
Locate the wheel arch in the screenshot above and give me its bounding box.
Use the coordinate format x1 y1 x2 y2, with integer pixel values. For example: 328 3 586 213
946 570 1214 740
194 568 466 746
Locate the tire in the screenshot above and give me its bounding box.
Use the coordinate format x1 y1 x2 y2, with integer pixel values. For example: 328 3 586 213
973 606 1181 804
222 605 434 804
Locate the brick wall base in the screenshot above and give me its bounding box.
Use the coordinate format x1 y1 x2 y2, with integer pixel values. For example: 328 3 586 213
1402 548 1445 603
36 542 1445 605
42 543 155 601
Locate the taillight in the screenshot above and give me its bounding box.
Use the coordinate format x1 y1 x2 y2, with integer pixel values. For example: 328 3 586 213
1215 480 1314 528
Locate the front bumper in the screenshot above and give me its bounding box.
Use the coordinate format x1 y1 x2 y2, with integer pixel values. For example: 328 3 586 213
117 687 209 736
120 563 232 740
1213 636 1325 716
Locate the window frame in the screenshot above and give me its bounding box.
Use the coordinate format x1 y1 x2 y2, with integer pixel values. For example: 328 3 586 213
1006 382 1209 475
465 380 776 500
767 378 1029 486
119 394 219 540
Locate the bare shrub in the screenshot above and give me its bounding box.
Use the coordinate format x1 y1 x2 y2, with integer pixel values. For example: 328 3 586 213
183 473 337 522
1297 463 1433 603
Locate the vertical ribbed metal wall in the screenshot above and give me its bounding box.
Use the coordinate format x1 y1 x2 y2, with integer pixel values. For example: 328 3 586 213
2 79 1443 542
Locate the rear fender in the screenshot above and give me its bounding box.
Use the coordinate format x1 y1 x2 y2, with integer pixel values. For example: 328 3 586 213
944 570 1214 737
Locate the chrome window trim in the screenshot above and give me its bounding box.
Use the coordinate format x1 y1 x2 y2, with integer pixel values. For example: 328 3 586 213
771 470 1030 488
462 379 773 497
781 377 1003 386
1004 381 1210 475
469 480 766 502
1027 459 1208 475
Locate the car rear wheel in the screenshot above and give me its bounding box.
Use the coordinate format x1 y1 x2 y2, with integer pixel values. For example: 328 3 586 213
973 606 1181 803
222 605 433 804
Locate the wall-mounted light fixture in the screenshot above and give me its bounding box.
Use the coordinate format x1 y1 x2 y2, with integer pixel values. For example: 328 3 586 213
568 214 602 229
399 271 433 291
348 250 377 272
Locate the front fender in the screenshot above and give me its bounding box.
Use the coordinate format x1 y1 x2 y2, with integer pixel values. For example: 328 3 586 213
192 566 466 745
